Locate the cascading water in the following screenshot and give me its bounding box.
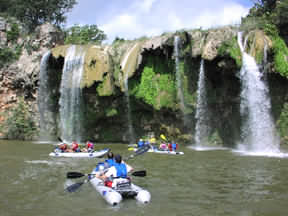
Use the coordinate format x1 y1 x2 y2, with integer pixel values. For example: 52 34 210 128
124 72 135 144
194 59 211 148
174 36 186 124
121 44 138 144
38 51 52 140
237 32 280 155
59 45 86 143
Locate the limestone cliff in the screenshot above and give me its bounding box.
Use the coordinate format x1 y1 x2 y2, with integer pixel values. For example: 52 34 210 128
1 20 288 147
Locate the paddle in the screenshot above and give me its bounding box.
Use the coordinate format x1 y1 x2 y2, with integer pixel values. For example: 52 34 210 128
65 144 150 192
67 170 146 179
160 134 168 142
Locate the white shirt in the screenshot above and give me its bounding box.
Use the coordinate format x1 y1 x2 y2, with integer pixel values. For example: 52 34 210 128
105 162 133 178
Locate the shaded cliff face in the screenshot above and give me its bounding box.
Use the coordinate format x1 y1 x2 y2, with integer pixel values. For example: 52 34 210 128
2 22 288 146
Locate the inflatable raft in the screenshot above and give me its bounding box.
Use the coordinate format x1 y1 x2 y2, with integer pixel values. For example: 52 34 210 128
49 148 110 158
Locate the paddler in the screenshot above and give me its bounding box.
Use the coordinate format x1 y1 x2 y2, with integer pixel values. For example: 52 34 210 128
96 154 133 187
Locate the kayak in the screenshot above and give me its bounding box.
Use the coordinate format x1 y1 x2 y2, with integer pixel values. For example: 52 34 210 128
49 148 110 158
130 146 184 155
89 171 151 206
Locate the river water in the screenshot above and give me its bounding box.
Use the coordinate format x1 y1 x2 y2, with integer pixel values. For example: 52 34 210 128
1 140 288 216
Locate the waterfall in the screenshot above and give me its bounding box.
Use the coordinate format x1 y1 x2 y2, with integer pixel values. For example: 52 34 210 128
124 72 135 144
237 32 280 155
38 51 52 140
121 44 138 144
174 36 186 124
194 59 211 147
59 45 86 143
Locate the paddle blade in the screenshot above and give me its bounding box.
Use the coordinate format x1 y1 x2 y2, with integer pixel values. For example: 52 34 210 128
67 172 85 179
131 170 146 177
160 134 167 141
57 137 63 142
66 182 84 192
134 144 150 156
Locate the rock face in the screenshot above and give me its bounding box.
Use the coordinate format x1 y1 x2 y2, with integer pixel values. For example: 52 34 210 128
1 20 288 147
0 20 64 129
202 26 237 60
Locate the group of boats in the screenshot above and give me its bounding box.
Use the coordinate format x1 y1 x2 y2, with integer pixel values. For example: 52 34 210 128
50 139 184 206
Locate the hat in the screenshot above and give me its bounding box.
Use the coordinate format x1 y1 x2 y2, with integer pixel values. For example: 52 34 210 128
114 154 122 163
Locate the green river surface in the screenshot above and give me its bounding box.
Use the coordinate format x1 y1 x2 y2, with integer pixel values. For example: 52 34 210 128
1 140 288 216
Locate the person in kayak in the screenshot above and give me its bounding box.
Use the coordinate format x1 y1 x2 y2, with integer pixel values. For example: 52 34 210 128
55 143 68 152
105 152 115 167
96 154 133 187
66 141 81 152
82 141 94 152
171 141 178 151
137 139 144 148
93 151 115 173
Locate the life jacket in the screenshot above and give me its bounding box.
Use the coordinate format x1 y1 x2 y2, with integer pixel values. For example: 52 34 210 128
168 143 172 151
138 140 144 148
105 159 115 167
86 142 94 149
94 162 105 171
172 143 177 150
114 163 127 178
59 143 67 151
72 143 79 151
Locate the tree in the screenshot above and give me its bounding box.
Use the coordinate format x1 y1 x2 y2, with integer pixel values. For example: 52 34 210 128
274 0 288 27
64 24 107 45
0 97 37 140
0 0 12 13
8 0 77 31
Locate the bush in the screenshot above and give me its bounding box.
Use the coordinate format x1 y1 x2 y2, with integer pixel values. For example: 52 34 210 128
6 23 20 42
272 36 288 78
0 98 37 140
64 24 107 45
0 45 22 68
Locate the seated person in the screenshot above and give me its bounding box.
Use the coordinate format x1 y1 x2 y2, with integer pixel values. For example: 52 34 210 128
82 141 94 152
96 154 133 188
55 143 68 152
171 141 178 151
159 143 167 150
67 141 81 152
93 152 115 173
137 139 144 148
168 143 172 151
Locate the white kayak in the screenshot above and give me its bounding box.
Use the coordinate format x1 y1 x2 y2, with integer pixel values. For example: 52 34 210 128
131 146 184 155
89 171 151 206
49 148 110 158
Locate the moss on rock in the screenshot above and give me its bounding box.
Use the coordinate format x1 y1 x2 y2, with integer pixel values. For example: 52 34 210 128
218 36 242 68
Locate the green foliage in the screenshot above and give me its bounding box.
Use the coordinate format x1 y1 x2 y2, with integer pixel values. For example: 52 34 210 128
132 56 176 110
135 66 158 106
6 23 20 42
64 24 107 45
218 37 242 67
274 0 288 27
0 45 22 68
277 102 288 144
112 37 125 44
5 0 77 31
270 35 288 78
105 108 118 117
263 23 279 37
0 0 12 13
0 98 37 140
